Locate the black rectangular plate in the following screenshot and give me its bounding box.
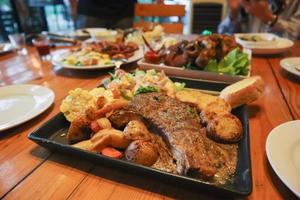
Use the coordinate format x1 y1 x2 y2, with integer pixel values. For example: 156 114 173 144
28 77 252 197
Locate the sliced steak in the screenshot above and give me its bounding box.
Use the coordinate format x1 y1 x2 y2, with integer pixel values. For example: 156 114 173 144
127 92 219 177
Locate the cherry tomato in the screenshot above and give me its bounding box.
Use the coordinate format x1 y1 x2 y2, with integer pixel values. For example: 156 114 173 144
144 51 161 64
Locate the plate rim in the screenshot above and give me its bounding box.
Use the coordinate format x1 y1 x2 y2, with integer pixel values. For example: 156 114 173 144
234 33 280 47
0 84 55 131
0 43 14 54
137 57 251 84
51 47 144 70
280 57 300 76
266 120 300 198
235 34 294 55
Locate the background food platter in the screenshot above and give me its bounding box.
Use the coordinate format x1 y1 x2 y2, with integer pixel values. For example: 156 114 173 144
51 47 144 70
28 77 252 197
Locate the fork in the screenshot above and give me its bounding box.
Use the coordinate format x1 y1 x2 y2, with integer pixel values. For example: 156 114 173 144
293 64 300 72
113 58 128 69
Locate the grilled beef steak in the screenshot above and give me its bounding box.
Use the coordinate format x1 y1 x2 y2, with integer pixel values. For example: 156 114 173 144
127 92 237 180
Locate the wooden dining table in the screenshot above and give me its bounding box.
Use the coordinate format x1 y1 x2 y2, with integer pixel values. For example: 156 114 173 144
0 41 299 200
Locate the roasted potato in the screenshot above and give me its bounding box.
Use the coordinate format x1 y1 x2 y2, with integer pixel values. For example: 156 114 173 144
96 118 112 130
200 98 232 124
72 140 93 151
206 113 243 143
175 89 218 111
124 120 152 141
125 140 159 166
91 129 130 151
205 98 231 114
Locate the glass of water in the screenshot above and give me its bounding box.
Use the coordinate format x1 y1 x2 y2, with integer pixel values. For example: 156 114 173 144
8 33 28 55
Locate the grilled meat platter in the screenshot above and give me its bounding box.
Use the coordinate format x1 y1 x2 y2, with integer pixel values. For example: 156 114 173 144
57 69 254 185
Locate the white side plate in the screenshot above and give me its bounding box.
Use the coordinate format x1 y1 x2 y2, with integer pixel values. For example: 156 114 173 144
266 120 300 198
235 33 294 55
280 57 300 77
0 84 55 131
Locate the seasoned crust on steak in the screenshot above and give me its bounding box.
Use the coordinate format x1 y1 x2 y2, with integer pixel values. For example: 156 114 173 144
127 92 238 178
207 113 243 143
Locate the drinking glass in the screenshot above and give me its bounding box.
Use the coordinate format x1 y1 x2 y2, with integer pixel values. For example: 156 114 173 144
8 33 28 55
32 34 51 60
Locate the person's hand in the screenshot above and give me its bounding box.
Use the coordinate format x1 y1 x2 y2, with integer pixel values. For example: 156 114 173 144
241 0 276 24
228 0 242 19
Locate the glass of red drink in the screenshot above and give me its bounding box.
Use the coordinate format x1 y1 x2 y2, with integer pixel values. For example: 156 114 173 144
32 35 51 60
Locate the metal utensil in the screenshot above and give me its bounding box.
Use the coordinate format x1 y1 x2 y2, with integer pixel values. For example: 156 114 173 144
113 58 128 69
294 64 300 72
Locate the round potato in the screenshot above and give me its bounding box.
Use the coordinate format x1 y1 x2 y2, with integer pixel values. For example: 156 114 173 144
125 140 159 166
206 113 243 143
123 120 152 141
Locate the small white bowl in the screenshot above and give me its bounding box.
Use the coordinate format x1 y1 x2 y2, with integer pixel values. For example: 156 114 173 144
87 28 117 42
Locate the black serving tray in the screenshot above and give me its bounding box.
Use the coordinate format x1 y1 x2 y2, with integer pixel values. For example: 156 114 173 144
28 77 252 197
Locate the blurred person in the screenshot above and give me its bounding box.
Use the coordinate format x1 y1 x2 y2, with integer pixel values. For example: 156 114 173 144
218 0 300 40
76 0 137 29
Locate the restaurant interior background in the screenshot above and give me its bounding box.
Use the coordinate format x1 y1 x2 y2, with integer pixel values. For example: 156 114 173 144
0 0 226 42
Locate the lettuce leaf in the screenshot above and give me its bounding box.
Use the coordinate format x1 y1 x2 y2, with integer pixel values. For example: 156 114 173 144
204 48 250 76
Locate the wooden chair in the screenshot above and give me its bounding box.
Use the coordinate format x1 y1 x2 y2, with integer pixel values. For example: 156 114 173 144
133 3 185 34
189 0 227 34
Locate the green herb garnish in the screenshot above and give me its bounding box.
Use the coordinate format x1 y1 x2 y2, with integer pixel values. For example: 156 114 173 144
134 86 159 95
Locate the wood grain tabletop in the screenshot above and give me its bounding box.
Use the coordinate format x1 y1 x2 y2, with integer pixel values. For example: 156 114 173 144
0 42 299 200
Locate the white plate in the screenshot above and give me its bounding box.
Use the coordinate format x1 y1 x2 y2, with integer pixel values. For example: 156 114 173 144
235 33 279 47
235 33 294 55
280 57 300 77
51 47 143 70
0 43 13 54
0 84 55 131
266 120 300 198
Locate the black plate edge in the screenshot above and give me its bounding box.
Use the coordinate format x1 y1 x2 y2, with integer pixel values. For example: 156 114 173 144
27 78 252 197
28 123 250 197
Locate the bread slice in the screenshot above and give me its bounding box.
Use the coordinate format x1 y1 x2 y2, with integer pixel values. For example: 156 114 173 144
219 76 264 108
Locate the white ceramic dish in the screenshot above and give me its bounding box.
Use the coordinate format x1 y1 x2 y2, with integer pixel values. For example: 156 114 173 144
85 28 117 41
266 120 300 198
235 33 279 47
0 84 54 131
235 33 294 55
280 57 300 77
52 47 143 70
0 43 13 54
138 49 251 84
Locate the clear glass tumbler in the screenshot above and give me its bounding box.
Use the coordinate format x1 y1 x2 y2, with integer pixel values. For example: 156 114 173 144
8 33 28 55
32 34 51 60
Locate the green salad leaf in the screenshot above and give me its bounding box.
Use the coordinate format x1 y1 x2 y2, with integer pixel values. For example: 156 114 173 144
204 48 250 76
174 82 186 92
134 86 159 95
